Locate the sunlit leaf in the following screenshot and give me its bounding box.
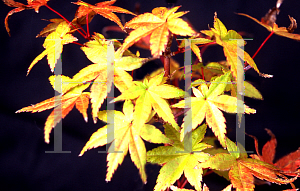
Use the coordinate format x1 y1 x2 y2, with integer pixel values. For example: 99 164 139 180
201 14 270 79
173 72 255 147
28 22 77 74
16 82 90 143
119 6 197 57
112 71 185 131
73 0 136 29
147 124 211 191
80 100 169 183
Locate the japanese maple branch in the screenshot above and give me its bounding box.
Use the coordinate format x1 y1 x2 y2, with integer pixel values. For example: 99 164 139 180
71 41 85 46
44 4 87 39
244 31 275 71
86 13 90 39
163 34 174 83
179 177 188 188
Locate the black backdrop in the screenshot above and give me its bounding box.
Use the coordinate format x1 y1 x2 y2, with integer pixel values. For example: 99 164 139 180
1 0 300 190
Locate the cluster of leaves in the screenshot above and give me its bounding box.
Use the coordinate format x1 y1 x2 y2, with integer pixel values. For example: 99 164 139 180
4 0 300 190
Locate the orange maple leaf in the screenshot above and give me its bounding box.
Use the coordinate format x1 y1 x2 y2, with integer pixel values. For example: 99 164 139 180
249 128 300 177
200 138 297 191
3 0 49 35
238 13 300 41
119 6 197 57
16 77 90 143
72 0 136 30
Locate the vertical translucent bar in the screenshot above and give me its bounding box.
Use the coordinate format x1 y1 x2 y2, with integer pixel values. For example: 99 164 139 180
236 39 245 151
46 40 71 153
235 39 246 151
98 40 122 154
230 38 253 154
179 39 193 152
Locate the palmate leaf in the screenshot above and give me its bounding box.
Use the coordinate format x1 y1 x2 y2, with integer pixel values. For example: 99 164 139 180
27 21 78 74
80 100 171 183
72 0 136 30
172 72 256 148
201 14 271 79
112 71 186 132
249 129 300 177
3 0 50 36
199 138 296 191
238 13 300 41
147 124 211 191
119 6 197 57
69 33 148 123
16 75 90 143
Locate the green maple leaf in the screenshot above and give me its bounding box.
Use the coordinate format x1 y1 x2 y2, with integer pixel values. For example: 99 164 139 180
79 100 171 183
147 124 212 191
112 71 186 132
172 72 256 148
63 33 148 123
201 14 271 79
199 138 296 191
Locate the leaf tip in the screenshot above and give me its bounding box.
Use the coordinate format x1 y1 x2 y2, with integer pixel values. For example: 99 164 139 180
84 117 88 122
93 118 97 124
260 73 273 78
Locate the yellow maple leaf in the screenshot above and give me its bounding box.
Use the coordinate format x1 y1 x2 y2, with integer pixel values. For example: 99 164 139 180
119 6 197 57
80 100 171 183
27 21 78 75
172 72 255 148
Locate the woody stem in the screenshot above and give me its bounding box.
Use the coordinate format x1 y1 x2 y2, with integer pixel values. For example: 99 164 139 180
163 34 174 84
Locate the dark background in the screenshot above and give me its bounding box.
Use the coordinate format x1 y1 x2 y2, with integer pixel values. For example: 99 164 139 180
1 0 300 190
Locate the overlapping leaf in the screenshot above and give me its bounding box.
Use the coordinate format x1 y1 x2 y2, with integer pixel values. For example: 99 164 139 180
27 21 78 74
201 14 271 79
172 72 255 148
119 6 197 57
112 71 186 132
16 75 90 143
67 33 147 123
36 11 96 38
249 128 300 177
199 138 296 191
3 0 49 35
147 124 211 191
72 0 135 30
80 100 171 183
